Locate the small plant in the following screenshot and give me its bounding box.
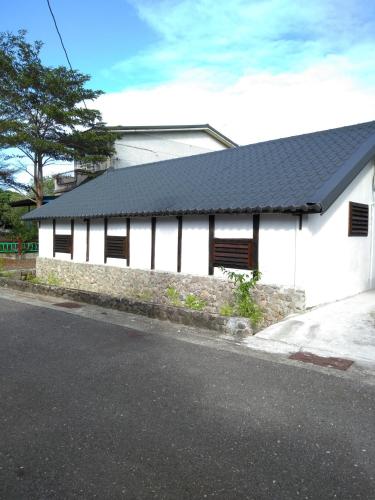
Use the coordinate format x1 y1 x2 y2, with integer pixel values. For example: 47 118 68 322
46 273 61 286
184 294 206 311
221 268 263 326
135 290 153 301
25 273 42 284
166 286 182 307
0 258 5 273
220 303 235 316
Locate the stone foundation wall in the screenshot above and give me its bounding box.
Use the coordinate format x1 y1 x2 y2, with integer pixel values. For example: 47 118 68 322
36 257 305 327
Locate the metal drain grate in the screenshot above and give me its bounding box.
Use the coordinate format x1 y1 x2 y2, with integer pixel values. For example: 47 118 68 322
289 351 353 371
54 302 82 309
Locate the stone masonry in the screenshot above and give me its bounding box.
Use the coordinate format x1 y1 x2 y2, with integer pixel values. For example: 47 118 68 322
36 257 305 329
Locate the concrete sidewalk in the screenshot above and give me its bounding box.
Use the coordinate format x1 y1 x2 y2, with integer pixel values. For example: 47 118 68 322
245 290 375 367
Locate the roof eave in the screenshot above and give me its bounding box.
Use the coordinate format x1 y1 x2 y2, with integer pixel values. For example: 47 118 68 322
22 203 322 221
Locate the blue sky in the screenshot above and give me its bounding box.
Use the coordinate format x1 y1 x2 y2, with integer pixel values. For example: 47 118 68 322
2 0 375 147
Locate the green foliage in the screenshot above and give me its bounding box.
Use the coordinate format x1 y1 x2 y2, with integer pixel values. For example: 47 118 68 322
25 272 60 286
27 177 55 197
0 30 117 205
166 286 206 311
166 286 182 306
221 268 263 325
25 273 42 284
219 303 235 316
184 294 206 311
0 188 38 240
46 273 61 286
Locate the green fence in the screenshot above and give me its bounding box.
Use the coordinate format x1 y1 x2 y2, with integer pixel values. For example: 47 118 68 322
0 241 38 254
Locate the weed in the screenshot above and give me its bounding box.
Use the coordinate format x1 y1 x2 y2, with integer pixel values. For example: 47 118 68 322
135 290 153 301
166 286 182 307
184 294 206 311
219 303 235 316
221 268 263 326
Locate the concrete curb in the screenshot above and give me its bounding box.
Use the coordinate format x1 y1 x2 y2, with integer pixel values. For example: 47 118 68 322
0 277 254 337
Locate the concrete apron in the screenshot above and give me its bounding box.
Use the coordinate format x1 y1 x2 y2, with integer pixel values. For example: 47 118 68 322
244 290 375 368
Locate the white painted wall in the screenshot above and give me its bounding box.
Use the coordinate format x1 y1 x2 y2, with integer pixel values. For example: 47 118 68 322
258 214 298 288
300 161 375 307
181 216 209 276
54 220 72 261
111 131 227 169
154 217 178 272
129 218 152 270
106 218 128 268
73 220 87 263
38 220 53 258
88 219 105 265
214 215 253 278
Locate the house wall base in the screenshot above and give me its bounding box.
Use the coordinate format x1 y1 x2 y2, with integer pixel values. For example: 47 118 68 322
36 257 305 327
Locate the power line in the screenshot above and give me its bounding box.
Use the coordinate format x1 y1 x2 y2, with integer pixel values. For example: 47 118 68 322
46 0 73 70
45 0 88 109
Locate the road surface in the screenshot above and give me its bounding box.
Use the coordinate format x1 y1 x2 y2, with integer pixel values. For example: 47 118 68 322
0 294 374 499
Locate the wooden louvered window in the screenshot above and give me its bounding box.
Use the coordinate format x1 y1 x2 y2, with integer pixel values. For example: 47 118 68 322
212 238 254 270
349 202 368 237
54 234 72 254
106 236 128 259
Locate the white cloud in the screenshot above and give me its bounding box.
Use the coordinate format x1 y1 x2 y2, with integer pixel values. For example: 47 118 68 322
112 0 375 87
94 58 375 145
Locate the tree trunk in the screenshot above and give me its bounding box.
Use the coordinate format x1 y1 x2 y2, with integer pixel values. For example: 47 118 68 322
35 154 44 208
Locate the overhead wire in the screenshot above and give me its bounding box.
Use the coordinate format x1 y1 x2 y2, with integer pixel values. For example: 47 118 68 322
45 0 88 109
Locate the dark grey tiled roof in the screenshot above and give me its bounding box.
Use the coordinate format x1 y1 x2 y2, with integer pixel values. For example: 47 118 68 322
24 120 375 220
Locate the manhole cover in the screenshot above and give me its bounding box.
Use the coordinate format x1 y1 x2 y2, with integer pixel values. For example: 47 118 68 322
289 351 353 371
54 302 82 309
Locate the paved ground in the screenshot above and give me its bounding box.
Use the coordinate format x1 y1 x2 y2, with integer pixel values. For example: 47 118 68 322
246 291 375 367
1 291 375 499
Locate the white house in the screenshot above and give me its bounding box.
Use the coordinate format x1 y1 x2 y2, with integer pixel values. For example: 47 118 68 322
53 124 237 194
24 120 375 310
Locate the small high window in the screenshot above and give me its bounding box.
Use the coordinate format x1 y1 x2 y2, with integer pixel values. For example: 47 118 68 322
53 234 72 254
105 235 128 260
212 238 254 270
348 202 368 237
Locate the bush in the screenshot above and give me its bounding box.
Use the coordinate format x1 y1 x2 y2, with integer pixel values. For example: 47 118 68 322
221 268 263 326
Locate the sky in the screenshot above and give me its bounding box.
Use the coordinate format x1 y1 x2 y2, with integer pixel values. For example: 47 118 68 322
1 0 375 153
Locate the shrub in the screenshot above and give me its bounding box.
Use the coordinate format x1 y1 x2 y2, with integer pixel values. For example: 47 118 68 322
221 268 263 326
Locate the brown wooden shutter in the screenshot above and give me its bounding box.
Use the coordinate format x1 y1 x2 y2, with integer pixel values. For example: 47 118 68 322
54 235 72 254
213 238 254 270
105 236 128 259
349 202 368 237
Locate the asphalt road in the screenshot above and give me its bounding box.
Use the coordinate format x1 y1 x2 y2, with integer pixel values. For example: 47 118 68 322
0 296 374 499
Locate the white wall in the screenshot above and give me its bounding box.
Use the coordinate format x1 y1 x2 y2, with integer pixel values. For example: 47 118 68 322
88 219 105 265
181 216 209 275
73 220 87 263
259 214 298 288
112 131 227 169
129 218 152 270
300 161 375 307
54 220 72 261
155 217 178 272
106 218 128 268
38 220 53 258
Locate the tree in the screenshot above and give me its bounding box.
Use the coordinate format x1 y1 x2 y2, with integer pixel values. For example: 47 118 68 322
0 189 37 241
0 30 116 207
